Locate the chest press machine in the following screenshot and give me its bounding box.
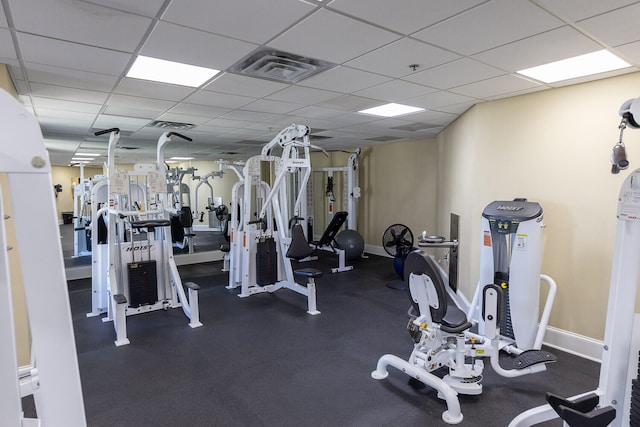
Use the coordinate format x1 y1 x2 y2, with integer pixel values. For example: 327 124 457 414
372 199 557 424
510 97 640 427
0 90 86 426
89 128 202 346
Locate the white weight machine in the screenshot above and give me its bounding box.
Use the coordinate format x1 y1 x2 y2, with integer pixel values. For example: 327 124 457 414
225 124 321 315
510 97 640 427
90 128 202 346
307 147 361 231
193 169 224 230
71 163 96 257
0 89 86 426
372 199 557 424
167 165 197 253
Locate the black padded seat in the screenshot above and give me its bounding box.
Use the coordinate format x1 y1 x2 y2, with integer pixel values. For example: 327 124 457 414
294 268 323 278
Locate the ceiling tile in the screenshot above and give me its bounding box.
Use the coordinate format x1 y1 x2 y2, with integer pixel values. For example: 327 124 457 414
103 105 160 119
266 86 341 104
413 0 563 55
344 38 460 78
108 93 176 112
242 98 305 114
220 110 280 122
300 66 391 93
287 106 344 120
403 58 505 90
163 0 315 44
0 28 16 60
532 0 637 22
354 80 438 102
315 95 381 112
615 41 640 66
10 0 152 52
205 73 289 98
76 0 165 17
141 21 258 70
472 26 601 72
328 0 486 35
28 82 109 104
0 4 8 27
167 103 231 118
269 9 400 64
576 3 640 47
17 33 131 75
31 97 103 114
156 112 211 126
115 78 196 101
184 90 255 109
94 114 151 132
450 74 542 99
35 107 98 122
404 90 477 109
24 62 118 92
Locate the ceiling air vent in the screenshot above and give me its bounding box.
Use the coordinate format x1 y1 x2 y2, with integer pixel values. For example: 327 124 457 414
229 47 336 84
149 120 195 130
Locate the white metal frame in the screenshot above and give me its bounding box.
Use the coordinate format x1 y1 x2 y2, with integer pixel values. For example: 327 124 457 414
91 129 202 346
0 89 86 426
226 124 320 315
510 168 640 427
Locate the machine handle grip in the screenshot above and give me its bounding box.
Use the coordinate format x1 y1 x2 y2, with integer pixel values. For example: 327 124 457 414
94 127 119 136
167 132 192 142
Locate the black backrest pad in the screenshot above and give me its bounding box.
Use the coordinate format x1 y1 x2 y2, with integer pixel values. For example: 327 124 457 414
316 211 348 246
404 251 448 323
287 224 314 260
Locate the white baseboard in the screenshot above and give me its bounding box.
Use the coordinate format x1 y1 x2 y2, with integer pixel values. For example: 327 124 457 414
542 326 603 362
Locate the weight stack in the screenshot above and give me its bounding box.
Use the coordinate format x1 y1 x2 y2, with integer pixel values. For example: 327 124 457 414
128 261 158 308
631 351 640 427
256 237 278 286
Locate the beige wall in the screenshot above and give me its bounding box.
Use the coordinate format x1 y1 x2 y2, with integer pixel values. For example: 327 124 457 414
358 139 439 247
436 72 640 341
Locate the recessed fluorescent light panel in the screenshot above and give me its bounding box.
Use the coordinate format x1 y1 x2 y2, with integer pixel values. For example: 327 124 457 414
74 152 100 157
517 50 630 84
170 156 194 161
127 56 220 87
358 103 425 118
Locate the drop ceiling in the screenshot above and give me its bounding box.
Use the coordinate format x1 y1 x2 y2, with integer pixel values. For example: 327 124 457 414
2 0 639 166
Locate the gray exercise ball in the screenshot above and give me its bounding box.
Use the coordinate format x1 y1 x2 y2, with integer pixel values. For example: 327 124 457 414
335 229 364 260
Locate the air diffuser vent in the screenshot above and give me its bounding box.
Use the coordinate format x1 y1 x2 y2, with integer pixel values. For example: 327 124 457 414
149 120 195 130
229 47 336 84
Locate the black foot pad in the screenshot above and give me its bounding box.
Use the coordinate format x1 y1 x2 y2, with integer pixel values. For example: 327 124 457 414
514 349 556 369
